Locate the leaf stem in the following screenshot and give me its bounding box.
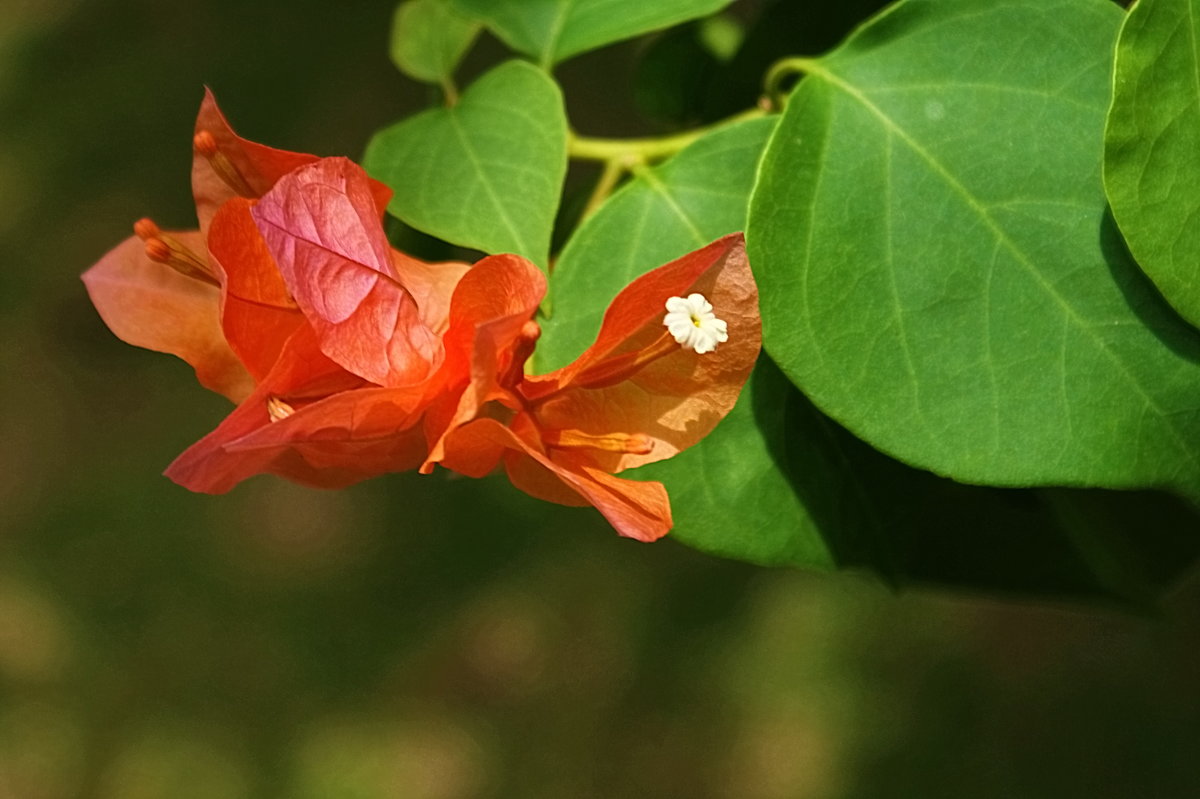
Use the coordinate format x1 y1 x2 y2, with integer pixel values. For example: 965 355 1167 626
567 107 767 164
565 107 769 216
764 56 821 108
580 158 626 221
441 77 460 106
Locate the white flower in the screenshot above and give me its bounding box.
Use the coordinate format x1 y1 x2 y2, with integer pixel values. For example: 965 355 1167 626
663 292 728 354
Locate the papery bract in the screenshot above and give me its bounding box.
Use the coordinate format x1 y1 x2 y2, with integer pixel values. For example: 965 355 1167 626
252 158 467 388
189 88 390 234
166 158 472 494
164 324 434 493
208 198 304 382
421 252 549 468
431 233 760 542
83 91 472 494
82 89 342 401
522 233 759 471
82 230 254 402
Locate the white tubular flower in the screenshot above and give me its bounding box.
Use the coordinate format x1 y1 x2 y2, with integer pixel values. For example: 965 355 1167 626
663 292 728 354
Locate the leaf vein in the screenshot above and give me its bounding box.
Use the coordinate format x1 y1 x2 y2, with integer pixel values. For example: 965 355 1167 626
808 60 1200 473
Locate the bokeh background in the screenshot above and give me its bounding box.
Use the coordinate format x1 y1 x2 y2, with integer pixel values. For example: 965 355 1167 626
2 0 1199 796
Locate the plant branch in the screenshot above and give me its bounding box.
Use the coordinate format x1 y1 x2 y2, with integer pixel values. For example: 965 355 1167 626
440 77 459 106
567 107 768 164
580 158 626 221
764 56 821 108
565 107 769 216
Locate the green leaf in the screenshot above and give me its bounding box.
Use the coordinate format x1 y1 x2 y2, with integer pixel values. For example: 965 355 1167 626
540 115 776 370
1105 0 1200 328
363 60 567 269
389 0 480 85
780 378 1200 604
747 0 1200 500
448 0 735 67
644 354 1200 603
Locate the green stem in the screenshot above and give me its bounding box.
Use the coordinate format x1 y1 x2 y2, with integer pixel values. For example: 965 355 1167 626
580 158 625 221
441 77 459 107
764 56 821 108
567 107 767 164
564 106 770 227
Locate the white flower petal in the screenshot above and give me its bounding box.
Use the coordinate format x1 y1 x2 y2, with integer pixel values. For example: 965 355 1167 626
664 296 691 315
661 292 729 353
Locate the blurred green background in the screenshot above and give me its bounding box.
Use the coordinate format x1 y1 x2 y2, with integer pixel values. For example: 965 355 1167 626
1 0 1199 796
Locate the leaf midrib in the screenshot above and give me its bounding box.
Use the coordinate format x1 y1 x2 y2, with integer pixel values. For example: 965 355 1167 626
540 0 574 67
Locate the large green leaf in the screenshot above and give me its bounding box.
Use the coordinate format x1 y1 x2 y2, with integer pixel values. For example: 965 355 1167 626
388 0 480 85
646 354 1200 603
363 60 566 269
449 0 734 67
540 116 776 370
747 0 1200 500
780 377 1200 604
1105 0 1200 327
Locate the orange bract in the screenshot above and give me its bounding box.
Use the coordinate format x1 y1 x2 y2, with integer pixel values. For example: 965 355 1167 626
82 91 760 541
82 230 254 402
83 90 321 401
251 157 468 389
429 234 759 542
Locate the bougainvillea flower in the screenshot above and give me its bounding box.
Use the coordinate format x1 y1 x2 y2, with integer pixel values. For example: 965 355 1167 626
429 233 760 542
82 89 394 399
165 157 471 493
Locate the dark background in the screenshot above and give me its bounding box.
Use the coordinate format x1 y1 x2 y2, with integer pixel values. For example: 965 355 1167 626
1 0 1198 796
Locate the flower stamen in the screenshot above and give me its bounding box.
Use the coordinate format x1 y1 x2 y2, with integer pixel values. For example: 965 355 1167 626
193 130 257 198
543 428 653 454
134 217 219 287
267 396 295 423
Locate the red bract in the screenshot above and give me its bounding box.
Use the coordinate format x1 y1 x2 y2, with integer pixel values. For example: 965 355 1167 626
251 157 459 388
428 234 760 542
82 92 470 493
166 157 470 493
208 198 303 383
81 89 392 399
164 324 432 492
